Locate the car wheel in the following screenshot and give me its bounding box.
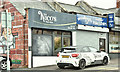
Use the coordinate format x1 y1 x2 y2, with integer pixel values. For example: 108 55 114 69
57 65 65 69
0 60 7 70
102 56 108 65
79 59 86 69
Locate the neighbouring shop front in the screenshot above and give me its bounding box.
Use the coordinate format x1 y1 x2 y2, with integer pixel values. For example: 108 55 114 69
75 14 109 52
107 14 120 59
28 8 76 67
108 28 120 59
109 30 120 53
108 14 119 54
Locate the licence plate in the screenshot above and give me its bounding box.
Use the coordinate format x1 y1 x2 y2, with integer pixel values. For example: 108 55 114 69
62 55 69 58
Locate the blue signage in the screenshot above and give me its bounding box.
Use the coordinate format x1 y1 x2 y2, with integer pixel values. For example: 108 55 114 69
76 14 107 28
108 13 114 28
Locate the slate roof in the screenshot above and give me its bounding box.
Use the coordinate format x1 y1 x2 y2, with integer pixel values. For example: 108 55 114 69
93 7 120 26
9 0 55 16
93 7 119 15
58 2 87 14
9 0 88 16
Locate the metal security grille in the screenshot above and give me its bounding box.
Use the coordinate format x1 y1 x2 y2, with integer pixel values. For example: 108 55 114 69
32 34 53 56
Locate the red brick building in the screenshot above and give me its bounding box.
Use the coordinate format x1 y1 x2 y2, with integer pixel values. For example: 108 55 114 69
0 0 57 68
0 0 28 68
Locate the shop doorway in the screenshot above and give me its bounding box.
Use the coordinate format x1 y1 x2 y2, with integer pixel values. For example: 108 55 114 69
99 38 106 52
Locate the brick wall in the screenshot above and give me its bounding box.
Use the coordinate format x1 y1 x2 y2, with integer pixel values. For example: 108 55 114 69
0 0 28 68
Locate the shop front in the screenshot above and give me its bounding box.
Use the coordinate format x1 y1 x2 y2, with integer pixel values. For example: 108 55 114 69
109 30 120 53
107 13 119 59
108 28 120 59
75 14 109 52
108 14 120 54
27 8 114 68
28 8 76 68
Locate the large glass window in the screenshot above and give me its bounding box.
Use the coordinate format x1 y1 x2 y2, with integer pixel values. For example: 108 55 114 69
32 29 72 56
109 32 120 53
54 36 61 50
63 37 71 47
53 31 71 55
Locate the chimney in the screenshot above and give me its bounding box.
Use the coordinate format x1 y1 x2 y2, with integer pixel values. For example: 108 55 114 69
117 0 120 8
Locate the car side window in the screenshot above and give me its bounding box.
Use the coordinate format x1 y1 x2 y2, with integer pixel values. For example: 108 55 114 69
89 47 98 52
82 47 90 52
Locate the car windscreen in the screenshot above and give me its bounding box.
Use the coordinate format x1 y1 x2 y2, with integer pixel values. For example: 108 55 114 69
60 48 76 53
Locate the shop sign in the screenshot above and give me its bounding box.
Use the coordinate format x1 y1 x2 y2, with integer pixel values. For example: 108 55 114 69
76 14 107 28
28 8 76 31
108 13 114 28
38 11 57 23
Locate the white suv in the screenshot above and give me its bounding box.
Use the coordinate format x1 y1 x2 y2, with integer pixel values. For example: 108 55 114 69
56 46 110 69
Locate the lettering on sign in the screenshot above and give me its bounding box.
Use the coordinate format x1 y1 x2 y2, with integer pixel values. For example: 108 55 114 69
77 16 107 26
38 11 57 23
108 13 114 28
68 26 76 29
77 14 107 27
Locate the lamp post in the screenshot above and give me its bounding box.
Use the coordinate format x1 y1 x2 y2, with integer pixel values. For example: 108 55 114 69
6 10 10 70
1 9 11 71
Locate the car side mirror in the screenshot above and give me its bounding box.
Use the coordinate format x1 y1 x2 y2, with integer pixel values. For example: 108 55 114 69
96 51 101 53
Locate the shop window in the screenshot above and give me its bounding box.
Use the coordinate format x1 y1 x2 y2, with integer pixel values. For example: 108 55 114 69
54 31 71 55
32 29 42 34
54 31 61 35
63 32 70 35
32 29 72 56
63 37 70 47
32 35 52 56
38 30 42 34
33 29 37 34
109 32 120 53
54 36 61 51
43 30 52 35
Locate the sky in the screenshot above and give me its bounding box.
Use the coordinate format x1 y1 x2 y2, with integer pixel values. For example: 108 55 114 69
56 0 116 9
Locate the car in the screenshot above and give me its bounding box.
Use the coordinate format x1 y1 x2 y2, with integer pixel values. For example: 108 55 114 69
56 46 110 69
0 56 12 70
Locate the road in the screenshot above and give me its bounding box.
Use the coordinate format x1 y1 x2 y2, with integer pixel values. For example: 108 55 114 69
9 58 120 72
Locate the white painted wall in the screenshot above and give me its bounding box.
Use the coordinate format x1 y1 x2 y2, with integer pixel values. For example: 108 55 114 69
33 56 57 67
72 31 76 46
28 28 32 68
76 30 108 52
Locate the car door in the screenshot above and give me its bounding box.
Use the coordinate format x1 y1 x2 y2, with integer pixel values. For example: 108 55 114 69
81 46 95 63
89 47 103 60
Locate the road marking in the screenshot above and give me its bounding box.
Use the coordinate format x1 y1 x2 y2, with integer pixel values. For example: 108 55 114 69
98 67 119 70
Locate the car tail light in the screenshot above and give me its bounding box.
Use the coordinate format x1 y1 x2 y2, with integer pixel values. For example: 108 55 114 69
57 53 60 57
72 54 79 57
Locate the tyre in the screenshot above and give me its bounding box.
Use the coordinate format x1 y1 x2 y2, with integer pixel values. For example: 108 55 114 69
102 56 108 65
57 65 65 69
79 59 86 69
0 60 7 70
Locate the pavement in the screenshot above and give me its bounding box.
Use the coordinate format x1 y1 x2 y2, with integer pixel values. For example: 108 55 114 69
10 58 120 71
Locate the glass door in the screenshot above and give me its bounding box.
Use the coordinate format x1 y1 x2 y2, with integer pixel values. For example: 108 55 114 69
99 38 106 52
